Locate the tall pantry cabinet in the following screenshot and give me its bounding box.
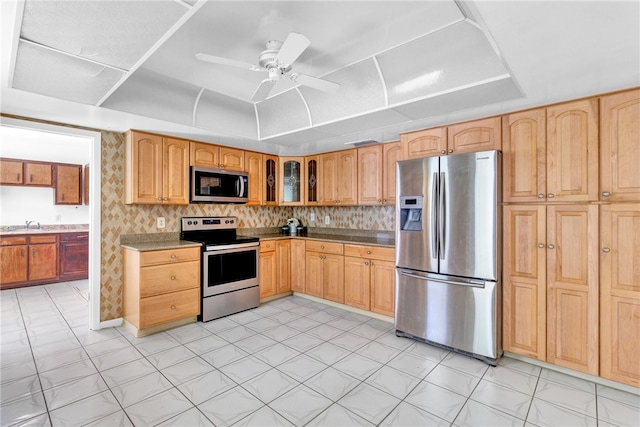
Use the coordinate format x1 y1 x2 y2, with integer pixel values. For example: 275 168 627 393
503 88 640 386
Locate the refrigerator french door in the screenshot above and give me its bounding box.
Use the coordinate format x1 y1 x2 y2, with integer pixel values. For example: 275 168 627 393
394 150 502 364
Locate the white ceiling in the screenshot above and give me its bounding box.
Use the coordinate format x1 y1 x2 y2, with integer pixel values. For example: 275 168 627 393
1 1 638 155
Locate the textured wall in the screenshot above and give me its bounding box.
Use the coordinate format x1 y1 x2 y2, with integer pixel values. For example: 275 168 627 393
292 205 395 231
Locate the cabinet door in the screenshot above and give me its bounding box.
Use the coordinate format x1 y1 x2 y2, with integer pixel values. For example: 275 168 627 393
290 239 306 292
447 116 502 155
24 162 52 186
305 252 324 298
163 138 189 205
357 145 383 205
344 256 370 310
55 164 82 205
600 203 640 387
503 109 546 202
546 204 599 375
401 127 446 159
600 89 640 202
0 245 28 286
338 149 358 205
382 141 401 205
190 142 220 168
259 250 277 298
305 155 319 205
546 98 599 202
503 205 547 360
279 157 305 206
220 147 244 171
245 151 262 206
263 155 278 205
370 259 395 317
0 159 23 184
28 243 58 281
59 238 89 280
319 152 338 205
126 131 163 204
323 254 344 303
276 240 291 294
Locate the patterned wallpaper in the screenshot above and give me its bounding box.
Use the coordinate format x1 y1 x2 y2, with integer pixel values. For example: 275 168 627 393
99 131 394 321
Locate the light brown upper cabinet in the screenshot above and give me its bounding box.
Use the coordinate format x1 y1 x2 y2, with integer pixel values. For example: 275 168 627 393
244 151 262 206
54 164 82 205
24 162 52 186
279 157 305 206
305 155 320 205
546 98 599 202
599 203 640 387
503 108 547 203
382 141 402 206
0 159 24 185
401 127 447 159
600 89 640 202
447 116 502 155
263 155 278 205
190 141 244 171
125 131 189 205
319 149 358 205
357 141 401 206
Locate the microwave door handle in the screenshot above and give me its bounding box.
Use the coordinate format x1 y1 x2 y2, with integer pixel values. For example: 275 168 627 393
238 176 245 197
439 172 446 260
432 172 438 258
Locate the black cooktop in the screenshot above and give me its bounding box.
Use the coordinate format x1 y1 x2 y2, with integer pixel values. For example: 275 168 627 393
180 216 259 247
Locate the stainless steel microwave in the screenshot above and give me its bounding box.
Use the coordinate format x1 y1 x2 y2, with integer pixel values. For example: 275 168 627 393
190 166 248 203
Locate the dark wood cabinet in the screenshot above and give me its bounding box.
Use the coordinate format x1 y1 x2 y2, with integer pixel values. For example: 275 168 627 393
59 232 89 280
55 164 83 205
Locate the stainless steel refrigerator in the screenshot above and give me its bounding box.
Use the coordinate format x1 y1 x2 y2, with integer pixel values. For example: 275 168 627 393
395 150 502 365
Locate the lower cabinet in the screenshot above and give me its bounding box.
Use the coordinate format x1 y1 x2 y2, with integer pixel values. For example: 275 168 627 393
59 232 88 280
344 244 396 316
276 240 291 294
0 234 58 289
123 246 200 335
290 239 306 292
305 241 344 303
259 239 292 298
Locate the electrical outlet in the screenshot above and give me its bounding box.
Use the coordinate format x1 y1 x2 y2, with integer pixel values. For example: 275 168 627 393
310 213 315 221
324 215 330 225
157 217 166 229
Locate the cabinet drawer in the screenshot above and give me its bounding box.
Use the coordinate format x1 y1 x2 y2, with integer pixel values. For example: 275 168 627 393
140 261 200 298
0 236 27 246
60 232 89 241
140 288 200 329
260 241 277 252
29 234 58 244
305 240 343 255
344 244 394 261
140 247 200 266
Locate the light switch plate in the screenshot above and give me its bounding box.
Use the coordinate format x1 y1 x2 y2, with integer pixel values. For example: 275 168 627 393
324 215 330 225
310 213 315 221
157 217 166 228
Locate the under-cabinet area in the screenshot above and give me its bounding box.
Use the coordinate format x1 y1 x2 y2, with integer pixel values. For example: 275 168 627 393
0 230 89 289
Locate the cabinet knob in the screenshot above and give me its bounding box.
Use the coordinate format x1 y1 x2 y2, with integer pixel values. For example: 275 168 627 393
538 194 545 199
364 261 369 266
602 192 610 197
602 248 610 253
378 199 382 203
320 245 324 249
383 199 387 203
171 276 176 280
170 254 177 258
367 250 371 254
538 243 545 248
547 193 555 198
170 305 176 310
158 197 163 201
440 150 446 154
547 244 555 249
448 149 453 153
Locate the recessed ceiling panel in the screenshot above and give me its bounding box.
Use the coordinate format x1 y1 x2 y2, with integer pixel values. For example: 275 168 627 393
20 0 189 70
256 90 311 139
314 109 410 139
378 20 509 106
12 41 124 105
195 90 258 139
261 126 336 152
300 58 386 126
101 68 199 128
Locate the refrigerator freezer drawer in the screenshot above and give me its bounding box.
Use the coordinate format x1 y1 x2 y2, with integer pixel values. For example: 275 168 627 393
394 269 502 364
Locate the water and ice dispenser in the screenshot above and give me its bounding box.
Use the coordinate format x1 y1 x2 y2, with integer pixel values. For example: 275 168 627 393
399 196 423 231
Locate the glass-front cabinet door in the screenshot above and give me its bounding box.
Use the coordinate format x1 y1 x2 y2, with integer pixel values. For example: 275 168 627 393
263 155 278 205
305 155 319 205
279 157 305 206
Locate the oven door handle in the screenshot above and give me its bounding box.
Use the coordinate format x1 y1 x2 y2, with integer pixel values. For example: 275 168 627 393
205 242 260 252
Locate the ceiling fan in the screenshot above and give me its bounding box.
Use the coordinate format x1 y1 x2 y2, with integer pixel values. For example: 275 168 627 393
196 32 340 102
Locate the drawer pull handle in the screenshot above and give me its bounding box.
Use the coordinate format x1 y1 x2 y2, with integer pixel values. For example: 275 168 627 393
171 276 176 280
602 192 610 197
171 305 176 310
602 248 610 253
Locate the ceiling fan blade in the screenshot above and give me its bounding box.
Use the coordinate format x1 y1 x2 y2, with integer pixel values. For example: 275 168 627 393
275 32 310 66
293 73 340 94
251 79 276 102
195 53 261 71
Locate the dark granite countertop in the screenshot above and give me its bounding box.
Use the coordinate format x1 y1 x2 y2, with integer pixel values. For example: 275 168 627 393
239 230 395 248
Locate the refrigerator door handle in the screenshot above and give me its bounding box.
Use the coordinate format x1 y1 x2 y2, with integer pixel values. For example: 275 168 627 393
432 172 439 258
439 172 446 260
398 270 485 288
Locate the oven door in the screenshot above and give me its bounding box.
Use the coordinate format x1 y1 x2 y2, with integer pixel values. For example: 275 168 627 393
202 243 259 297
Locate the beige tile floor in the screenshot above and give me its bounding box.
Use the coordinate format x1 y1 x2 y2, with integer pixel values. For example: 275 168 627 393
1 281 639 426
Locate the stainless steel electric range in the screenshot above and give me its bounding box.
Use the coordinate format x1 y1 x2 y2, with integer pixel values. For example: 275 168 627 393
180 216 260 322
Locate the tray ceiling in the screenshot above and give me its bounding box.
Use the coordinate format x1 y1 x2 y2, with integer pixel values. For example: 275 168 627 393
2 1 639 154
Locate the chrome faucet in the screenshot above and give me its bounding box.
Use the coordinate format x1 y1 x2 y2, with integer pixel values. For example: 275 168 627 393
25 221 41 230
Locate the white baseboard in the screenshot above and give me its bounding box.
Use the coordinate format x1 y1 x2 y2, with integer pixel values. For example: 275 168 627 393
95 318 122 330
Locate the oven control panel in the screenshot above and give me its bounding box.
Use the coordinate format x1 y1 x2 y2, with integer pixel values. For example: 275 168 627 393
182 216 237 231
